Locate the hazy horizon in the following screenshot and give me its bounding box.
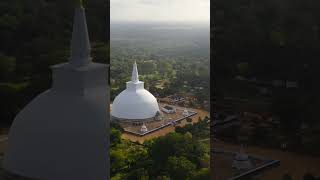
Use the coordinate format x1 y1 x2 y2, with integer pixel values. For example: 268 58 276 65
111 0 210 23
110 20 210 26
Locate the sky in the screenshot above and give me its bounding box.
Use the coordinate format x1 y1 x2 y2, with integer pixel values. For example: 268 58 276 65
111 0 210 23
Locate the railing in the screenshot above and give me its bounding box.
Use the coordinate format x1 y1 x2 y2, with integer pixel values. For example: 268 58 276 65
229 160 280 180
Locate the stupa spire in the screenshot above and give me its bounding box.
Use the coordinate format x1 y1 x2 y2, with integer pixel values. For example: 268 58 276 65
131 61 139 83
69 2 91 67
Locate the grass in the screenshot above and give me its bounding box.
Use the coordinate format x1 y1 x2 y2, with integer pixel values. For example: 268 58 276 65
0 82 29 92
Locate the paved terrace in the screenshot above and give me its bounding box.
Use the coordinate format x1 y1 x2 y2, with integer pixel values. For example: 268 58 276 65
122 107 197 136
122 105 210 143
120 104 197 136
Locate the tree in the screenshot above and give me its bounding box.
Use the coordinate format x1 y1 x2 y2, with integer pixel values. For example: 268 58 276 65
184 132 193 139
110 128 121 147
156 176 170 180
282 173 292 180
191 168 210 180
140 61 156 74
92 42 110 64
175 126 186 134
165 156 196 180
126 168 149 180
158 61 172 77
110 148 127 175
149 132 208 176
174 119 210 139
0 53 16 80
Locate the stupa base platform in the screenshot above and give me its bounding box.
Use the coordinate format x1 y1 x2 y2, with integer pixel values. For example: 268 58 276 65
117 105 197 136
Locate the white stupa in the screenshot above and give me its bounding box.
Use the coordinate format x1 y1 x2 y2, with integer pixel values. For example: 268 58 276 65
140 123 148 133
232 146 253 170
3 4 109 180
111 62 160 121
182 108 189 116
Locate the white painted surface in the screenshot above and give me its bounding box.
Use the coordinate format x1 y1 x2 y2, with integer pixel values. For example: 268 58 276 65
182 109 189 116
140 124 148 133
3 6 109 180
69 5 91 67
111 62 160 120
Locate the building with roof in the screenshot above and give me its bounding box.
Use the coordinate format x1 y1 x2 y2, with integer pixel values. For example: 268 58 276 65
162 105 176 114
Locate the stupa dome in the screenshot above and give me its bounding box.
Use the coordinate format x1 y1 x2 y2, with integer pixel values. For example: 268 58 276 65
111 62 160 120
3 5 109 180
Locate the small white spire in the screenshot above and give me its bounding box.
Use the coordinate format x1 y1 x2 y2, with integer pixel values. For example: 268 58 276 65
69 5 91 67
141 123 148 133
131 61 139 83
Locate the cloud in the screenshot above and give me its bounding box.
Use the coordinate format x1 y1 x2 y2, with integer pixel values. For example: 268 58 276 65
111 0 210 22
